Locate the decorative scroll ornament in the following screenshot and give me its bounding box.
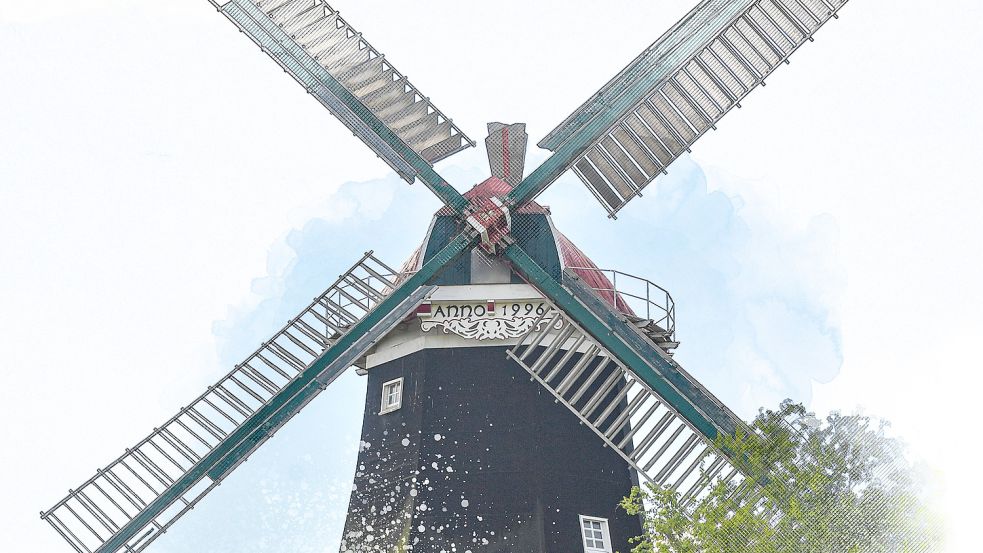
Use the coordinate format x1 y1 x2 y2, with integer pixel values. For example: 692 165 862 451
420 300 558 340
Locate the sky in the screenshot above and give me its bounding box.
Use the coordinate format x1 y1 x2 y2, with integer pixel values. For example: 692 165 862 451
1 1 982 551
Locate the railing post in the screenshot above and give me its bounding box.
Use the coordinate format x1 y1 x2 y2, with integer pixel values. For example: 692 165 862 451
646 282 651 321
612 271 617 308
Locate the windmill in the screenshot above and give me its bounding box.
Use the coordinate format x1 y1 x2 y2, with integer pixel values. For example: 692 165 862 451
40 0 850 552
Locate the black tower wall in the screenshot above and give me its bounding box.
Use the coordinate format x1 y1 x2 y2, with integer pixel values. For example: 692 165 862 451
340 346 642 553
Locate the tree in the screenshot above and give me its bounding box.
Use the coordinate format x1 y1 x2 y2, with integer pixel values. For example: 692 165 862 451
619 400 942 553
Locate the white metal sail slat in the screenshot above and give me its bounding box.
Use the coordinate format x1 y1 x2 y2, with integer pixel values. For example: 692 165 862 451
318 38 369 74
346 68 396 99
332 45 375 76
294 13 342 48
256 0 295 11
705 39 756 92
636 102 685 155
724 22 772 73
399 115 445 150
624 114 673 166
779 0 820 27
276 1 330 29
611 125 663 179
338 56 390 91
278 3 326 35
672 72 721 123
754 2 802 46
396 107 438 135
285 10 330 40
372 92 418 123
332 53 386 88
572 159 619 211
586 149 636 201
744 14 787 63
304 30 350 63
661 82 711 135
41 252 402 553
539 0 848 216
679 62 730 117
385 99 431 132
266 0 310 25
307 28 356 65
692 55 741 105
650 91 699 142
742 12 789 61
358 77 410 112
599 135 646 188
408 119 454 152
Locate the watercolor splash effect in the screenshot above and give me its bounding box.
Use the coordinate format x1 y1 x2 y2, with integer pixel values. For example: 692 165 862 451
544 155 844 416
151 156 842 552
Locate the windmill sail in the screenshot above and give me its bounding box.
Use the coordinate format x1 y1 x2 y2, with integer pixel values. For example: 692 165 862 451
506 272 750 503
214 0 473 183
507 309 743 505
536 0 848 216
40 252 434 553
500 239 759 505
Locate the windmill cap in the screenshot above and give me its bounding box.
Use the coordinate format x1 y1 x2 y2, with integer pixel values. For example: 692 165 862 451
405 178 633 315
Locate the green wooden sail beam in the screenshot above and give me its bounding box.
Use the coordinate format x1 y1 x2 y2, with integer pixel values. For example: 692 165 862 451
506 0 848 211
217 0 471 215
503 0 752 209
560 268 743 438
502 243 735 445
75 233 477 553
537 0 760 153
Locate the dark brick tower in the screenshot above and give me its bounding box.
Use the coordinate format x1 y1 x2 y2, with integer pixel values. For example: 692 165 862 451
340 181 642 552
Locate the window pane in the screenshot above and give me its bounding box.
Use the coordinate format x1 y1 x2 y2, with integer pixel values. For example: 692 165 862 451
381 379 402 412
581 517 608 552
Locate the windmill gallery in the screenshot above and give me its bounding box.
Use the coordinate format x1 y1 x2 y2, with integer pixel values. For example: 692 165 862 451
40 1 851 552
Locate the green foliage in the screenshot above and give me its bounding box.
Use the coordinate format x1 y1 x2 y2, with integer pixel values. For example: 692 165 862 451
619 401 942 553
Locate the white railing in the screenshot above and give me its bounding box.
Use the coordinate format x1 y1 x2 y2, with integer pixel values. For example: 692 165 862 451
567 267 676 341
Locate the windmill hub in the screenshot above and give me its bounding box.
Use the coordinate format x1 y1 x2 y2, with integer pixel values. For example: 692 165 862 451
460 121 531 254
465 195 512 255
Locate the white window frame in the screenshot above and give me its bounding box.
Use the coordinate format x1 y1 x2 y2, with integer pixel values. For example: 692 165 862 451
579 515 613 553
379 377 404 414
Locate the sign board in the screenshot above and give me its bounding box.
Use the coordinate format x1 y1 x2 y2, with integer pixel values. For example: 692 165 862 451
420 300 554 340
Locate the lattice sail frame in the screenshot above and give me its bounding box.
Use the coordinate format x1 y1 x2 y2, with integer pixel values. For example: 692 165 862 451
507 306 745 507
39 253 427 553
214 0 474 182
538 0 849 216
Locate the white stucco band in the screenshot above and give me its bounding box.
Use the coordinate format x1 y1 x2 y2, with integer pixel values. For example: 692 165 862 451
359 283 596 371
426 283 541 302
